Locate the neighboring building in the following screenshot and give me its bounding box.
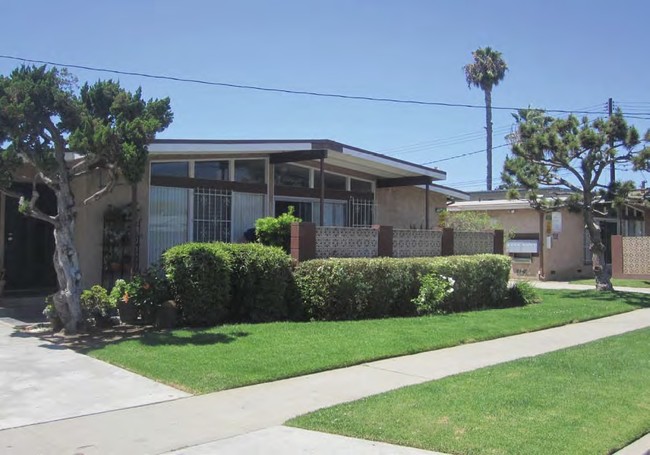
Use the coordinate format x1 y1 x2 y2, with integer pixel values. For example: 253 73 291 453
449 189 650 280
0 139 469 292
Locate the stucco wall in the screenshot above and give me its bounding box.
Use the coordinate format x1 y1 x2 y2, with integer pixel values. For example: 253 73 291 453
377 186 446 229
72 174 133 289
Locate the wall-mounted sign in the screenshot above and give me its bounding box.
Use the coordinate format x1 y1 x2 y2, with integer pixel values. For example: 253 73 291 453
552 211 562 233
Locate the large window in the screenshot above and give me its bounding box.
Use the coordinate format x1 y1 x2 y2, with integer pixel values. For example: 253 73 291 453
274 163 310 187
314 171 347 190
350 178 372 193
193 188 231 242
151 162 189 177
195 160 229 181
275 200 312 222
235 159 266 184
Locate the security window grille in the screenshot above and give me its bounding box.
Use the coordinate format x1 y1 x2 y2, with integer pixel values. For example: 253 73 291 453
193 188 232 242
349 198 376 227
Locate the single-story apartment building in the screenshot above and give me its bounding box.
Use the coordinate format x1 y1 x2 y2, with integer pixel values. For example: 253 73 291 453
449 189 649 280
0 139 469 292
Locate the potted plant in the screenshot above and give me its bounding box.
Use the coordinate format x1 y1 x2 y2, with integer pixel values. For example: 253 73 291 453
110 279 138 324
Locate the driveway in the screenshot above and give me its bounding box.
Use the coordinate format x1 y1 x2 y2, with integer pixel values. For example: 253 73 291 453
0 320 189 430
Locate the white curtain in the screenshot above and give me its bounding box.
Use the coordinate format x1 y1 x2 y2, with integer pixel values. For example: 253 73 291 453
148 186 189 265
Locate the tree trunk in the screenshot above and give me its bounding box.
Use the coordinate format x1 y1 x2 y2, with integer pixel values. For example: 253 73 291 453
484 89 493 191
51 186 84 333
584 210 614 291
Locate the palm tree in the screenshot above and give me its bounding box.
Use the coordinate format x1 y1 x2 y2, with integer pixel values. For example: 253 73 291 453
464 47 508 191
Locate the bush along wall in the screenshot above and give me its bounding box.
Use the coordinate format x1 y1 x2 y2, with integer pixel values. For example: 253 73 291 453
162 242 295 326
294 255 512 321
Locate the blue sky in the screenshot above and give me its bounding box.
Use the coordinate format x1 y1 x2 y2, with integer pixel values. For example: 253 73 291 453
2 0 649 191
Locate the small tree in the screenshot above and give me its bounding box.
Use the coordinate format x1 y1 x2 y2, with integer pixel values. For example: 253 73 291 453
502 109 650 290
0 65 172 332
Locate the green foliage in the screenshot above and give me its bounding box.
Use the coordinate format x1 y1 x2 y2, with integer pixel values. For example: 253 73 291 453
217 243 295 323
438 210 502 231
255 206 301 253
294 255 512 321
80 285 116 326
163 243 232 326
412 274 455 315
109 279 128 306
507 281 542 307
464 47 508 92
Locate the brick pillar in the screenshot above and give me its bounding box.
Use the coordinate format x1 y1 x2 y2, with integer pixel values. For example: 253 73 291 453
373 225 393 257
611 235 623 278
441 228 454 256
291 222 316 262
494 229 504 254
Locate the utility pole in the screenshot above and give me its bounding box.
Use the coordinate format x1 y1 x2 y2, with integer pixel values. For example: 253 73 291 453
608 98 615 185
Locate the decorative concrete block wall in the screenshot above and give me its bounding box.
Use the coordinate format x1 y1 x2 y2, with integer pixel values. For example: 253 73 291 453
622 236 650 275
393 229 442 258
453 231 496 255
315 226 379 258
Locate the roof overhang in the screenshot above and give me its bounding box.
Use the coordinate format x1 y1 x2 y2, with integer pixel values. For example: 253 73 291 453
148 139 446 181
448 199 534 211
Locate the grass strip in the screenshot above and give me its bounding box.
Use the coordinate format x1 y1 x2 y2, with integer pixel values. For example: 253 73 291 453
87 289 649 394
289 327 650 455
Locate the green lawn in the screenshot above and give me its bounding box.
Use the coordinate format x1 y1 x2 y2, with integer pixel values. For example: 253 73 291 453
289 328 650 455
570 278 650 288
87 290 649 394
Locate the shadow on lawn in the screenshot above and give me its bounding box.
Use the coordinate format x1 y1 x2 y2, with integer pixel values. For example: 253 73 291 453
138 330 249 347
553 290 650 308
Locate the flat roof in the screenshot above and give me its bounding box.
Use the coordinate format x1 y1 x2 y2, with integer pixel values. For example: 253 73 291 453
149 138 447 181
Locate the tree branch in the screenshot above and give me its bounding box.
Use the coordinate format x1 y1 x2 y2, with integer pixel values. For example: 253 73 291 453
3 181 58 226
83 166 117 205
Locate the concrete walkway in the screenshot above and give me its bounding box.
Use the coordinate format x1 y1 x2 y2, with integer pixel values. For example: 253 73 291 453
526 279 650 294
0 320 189 431
1 308 649 454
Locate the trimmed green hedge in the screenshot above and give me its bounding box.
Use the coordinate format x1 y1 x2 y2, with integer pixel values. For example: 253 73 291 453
294 255 511 321
162 243 232 326
220 243 294 323
162 242 295 326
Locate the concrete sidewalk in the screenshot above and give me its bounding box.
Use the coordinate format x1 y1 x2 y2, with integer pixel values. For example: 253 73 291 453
1 308 649 454
0 320 189 431
526 280 650 294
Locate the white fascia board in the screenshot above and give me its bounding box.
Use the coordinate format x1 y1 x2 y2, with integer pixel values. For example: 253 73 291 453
415 184 470 200
341 147 446 180
148 142 313 154
448 200 534 211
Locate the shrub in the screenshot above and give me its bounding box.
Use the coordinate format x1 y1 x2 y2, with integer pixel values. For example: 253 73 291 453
80 285 117 327
294 255 512 320
438 210 502 231
162 243 232 326
218 243 294 322
412 274 455 315
506 281 542 307
255 207 301 253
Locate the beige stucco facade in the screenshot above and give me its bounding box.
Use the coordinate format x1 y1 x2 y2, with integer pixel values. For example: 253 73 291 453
377 186 447 229
450 202 595 281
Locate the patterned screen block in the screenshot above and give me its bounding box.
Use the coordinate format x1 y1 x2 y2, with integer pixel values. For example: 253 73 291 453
393 229 442 258
454 231 495 255
315 226 378 258
622 237 650 275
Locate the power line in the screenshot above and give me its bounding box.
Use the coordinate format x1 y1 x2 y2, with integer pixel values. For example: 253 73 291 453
0 53 613 115
421 143 510 165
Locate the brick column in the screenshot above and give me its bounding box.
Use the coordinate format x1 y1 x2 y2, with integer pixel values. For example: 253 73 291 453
441 228 454 256
494 229 505 254
611 235 623 278
373 225 393 257
291 222 316 262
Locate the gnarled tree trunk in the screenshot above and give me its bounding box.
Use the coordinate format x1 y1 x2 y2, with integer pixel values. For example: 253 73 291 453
51 185 84 333
584 210 613 291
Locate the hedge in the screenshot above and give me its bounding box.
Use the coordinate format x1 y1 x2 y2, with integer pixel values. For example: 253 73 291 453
218 243 295 323
294 255 511 321
162 243 232 326
162 242 295 326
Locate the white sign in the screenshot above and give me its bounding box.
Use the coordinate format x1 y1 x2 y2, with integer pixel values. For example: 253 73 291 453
552 212 562 233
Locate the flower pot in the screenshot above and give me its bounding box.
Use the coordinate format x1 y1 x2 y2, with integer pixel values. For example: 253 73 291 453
117 301 138 324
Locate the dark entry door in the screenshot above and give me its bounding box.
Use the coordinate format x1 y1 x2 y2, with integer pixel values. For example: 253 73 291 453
3 183 57 290
599 220 618 265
